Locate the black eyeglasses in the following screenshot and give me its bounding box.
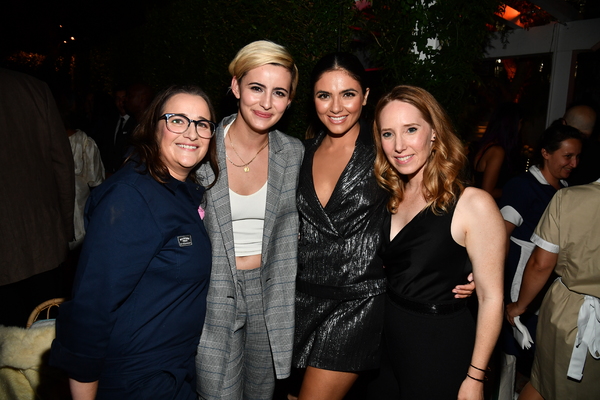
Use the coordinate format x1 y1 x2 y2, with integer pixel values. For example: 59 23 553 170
159 113 216 138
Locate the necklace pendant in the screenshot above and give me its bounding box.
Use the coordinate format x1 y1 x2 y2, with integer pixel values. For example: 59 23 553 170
244 166 250 173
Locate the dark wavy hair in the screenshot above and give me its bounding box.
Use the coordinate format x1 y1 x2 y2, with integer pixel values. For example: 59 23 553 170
374 85 468 214
128 85 219 187
532 119 584 167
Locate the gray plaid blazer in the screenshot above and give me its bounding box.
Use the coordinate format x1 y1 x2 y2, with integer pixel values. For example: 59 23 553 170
195 114 304 398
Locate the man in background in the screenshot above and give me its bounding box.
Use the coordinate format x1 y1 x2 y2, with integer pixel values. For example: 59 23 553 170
94 83 153 175
0 68 75 327
564 105 596 137
564 104 598 185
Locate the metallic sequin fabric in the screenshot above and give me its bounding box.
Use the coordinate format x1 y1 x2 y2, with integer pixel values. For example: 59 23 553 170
293 125 388 371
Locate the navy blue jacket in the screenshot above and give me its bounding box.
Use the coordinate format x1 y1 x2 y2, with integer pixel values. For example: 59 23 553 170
51 162 211 392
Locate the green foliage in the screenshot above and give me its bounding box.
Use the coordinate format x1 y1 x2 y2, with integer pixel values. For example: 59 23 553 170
89 0 502 139
194 0 358 137
356 0 502 136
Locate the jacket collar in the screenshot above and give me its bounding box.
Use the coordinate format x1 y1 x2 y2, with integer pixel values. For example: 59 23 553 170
529 165 568 187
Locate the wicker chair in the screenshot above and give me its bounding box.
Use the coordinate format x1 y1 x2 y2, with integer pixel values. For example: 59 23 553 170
25 298 65 328
0 298 69 399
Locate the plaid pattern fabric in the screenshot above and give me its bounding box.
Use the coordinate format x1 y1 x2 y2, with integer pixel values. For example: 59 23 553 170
196 114 304 399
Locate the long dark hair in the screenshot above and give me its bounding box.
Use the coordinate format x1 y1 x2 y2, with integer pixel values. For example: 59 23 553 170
306 52 368 139
128 85 219 187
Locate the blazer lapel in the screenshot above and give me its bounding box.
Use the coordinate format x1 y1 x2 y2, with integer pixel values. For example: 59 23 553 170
299 134 340 237
261 129 284 258
207 117 237 276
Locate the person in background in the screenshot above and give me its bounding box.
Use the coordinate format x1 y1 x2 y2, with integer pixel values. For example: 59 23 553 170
57 98 106 250
471 102 522 199
497 121 583 399
292 56 475 400
564 105 596 137
374 85 504 400
0 68 75 327
195 40 304 400
50 85 217 400
68 130 104 244
109 83 154 173
92 87 138 175
563 104 599 186
125 83 155 123
506 178 600 400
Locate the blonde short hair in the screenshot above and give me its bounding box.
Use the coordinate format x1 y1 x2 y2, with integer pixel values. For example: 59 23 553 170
228 40 299 100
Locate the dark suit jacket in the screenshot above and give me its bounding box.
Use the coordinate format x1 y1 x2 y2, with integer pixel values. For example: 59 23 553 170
0 68 75 285
195 114 304 399
92 113 137 174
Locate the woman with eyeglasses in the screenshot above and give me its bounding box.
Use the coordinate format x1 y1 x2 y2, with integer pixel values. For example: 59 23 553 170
194 40 304 400
50 85 218 400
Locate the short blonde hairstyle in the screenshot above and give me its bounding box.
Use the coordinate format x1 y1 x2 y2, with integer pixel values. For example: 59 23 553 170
373 85 468 214
228 40 299 100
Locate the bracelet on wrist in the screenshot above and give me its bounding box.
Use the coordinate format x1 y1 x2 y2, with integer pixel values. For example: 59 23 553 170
466 373 486 383
470 363 490 373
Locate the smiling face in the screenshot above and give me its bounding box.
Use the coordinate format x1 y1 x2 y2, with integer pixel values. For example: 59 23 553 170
231 64 292 134
379 100 436 182
313 69 369 137
159 93 212 181
542 138 581 183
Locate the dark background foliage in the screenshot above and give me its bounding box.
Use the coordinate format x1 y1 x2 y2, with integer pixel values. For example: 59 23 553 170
4 0 505 139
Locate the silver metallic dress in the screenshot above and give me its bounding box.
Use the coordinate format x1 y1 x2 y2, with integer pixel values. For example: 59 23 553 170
293 123 388 371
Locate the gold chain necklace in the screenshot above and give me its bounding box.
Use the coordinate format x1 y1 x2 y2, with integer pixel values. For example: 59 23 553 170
226 130 268 172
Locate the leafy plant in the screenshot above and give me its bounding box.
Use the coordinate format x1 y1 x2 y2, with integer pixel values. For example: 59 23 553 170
88 0 503 139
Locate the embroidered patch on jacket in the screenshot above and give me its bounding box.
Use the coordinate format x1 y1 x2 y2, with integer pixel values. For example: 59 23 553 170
177 235 193 247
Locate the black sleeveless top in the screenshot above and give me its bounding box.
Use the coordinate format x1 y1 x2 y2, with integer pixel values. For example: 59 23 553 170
381 206 472 303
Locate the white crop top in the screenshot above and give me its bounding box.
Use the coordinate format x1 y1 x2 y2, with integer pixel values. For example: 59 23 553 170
229 183 267 256
224 120 267 256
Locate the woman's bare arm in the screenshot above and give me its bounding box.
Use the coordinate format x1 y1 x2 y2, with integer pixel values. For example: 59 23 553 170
479 146 505 199
505 246 557 325
69 379 98 400
454 187 505 400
